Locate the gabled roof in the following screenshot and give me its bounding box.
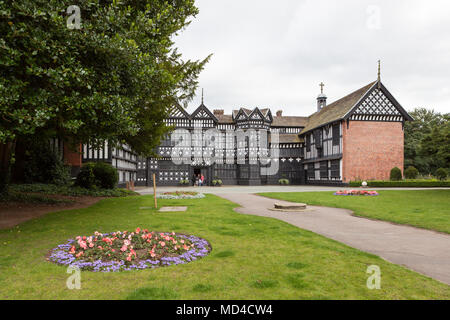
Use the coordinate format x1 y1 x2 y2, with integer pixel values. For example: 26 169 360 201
300 81 376 134
249 108 267 121
191 103 218 122
168 103 191 119
344 81 413 121
233 108 249 121
300 80 413 134
262 108 273 122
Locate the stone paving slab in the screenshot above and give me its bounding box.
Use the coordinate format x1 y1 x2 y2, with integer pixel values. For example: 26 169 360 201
217 193 450 285
158 206 188 212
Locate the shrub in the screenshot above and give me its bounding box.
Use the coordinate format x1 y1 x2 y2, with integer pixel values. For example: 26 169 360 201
435 168 448 181
278 179 290 185
22 138 71 186
212 179 223 186
75 163 96 189
93 162 118 189
404 166 419 179
390 167 402 181
76 162 118 189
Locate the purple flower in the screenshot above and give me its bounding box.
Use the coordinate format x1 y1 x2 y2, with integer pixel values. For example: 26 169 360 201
48 232 211 272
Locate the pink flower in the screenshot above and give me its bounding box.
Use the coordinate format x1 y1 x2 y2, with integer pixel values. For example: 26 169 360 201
121 245 128 252
135 227 141 234
79 241 87 250
89 243 94 248
160 241 166 247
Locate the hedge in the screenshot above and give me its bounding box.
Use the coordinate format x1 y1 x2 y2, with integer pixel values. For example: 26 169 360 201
349 180 450 188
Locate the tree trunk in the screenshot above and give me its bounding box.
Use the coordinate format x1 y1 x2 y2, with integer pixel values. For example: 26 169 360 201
0 141 16 195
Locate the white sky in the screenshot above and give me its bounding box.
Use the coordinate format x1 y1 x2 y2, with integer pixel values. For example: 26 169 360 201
174 0 450 116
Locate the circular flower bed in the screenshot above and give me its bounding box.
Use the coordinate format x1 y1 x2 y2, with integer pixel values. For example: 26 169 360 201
49 228 211 272
334 190 379 196
156 191 205 199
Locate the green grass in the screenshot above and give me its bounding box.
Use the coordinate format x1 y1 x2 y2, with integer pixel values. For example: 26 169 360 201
259 190 450 234
0 194 449 299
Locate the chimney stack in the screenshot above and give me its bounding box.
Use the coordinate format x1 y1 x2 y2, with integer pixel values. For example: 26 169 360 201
276 110 283 117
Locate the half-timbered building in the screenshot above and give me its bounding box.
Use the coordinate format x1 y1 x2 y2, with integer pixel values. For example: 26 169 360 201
63 77 412 187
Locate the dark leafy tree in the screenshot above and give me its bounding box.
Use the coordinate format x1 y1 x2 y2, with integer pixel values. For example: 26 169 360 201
435 168 448 181
404 108 449 174
0 0 210 193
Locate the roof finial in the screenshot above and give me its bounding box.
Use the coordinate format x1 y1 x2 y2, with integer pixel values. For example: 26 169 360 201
201 88 204 105
319 82 325 94
377 60 381 88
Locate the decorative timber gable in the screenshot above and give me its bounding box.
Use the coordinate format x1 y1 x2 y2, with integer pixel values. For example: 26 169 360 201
168 104 190 119
191 104 218 122
234 109 249 121
249 108 264 120
345 82 413 123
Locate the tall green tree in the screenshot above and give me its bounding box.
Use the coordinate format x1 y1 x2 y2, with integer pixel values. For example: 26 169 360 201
0 0 210 193
404 108 449 174
418 114 450 174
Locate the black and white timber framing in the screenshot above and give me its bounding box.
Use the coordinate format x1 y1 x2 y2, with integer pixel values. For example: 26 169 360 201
80 79 413 187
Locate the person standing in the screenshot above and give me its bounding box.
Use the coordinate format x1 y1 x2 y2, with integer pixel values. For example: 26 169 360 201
200 174 205 186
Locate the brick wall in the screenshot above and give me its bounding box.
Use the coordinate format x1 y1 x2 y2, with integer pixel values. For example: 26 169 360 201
63 143 82 167
342 121 404 182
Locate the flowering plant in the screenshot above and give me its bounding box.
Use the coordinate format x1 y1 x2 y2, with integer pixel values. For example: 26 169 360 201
334 190 379 196
156 191 205 199
49 228 211 272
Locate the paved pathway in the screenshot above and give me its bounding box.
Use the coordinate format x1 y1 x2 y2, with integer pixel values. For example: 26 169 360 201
216 193 450 285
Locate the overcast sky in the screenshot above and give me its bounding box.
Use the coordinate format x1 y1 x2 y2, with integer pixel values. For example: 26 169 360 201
174 0 450 116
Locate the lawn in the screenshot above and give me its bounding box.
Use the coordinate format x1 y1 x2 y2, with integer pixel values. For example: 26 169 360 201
0 194 449 299
259 190 450 234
